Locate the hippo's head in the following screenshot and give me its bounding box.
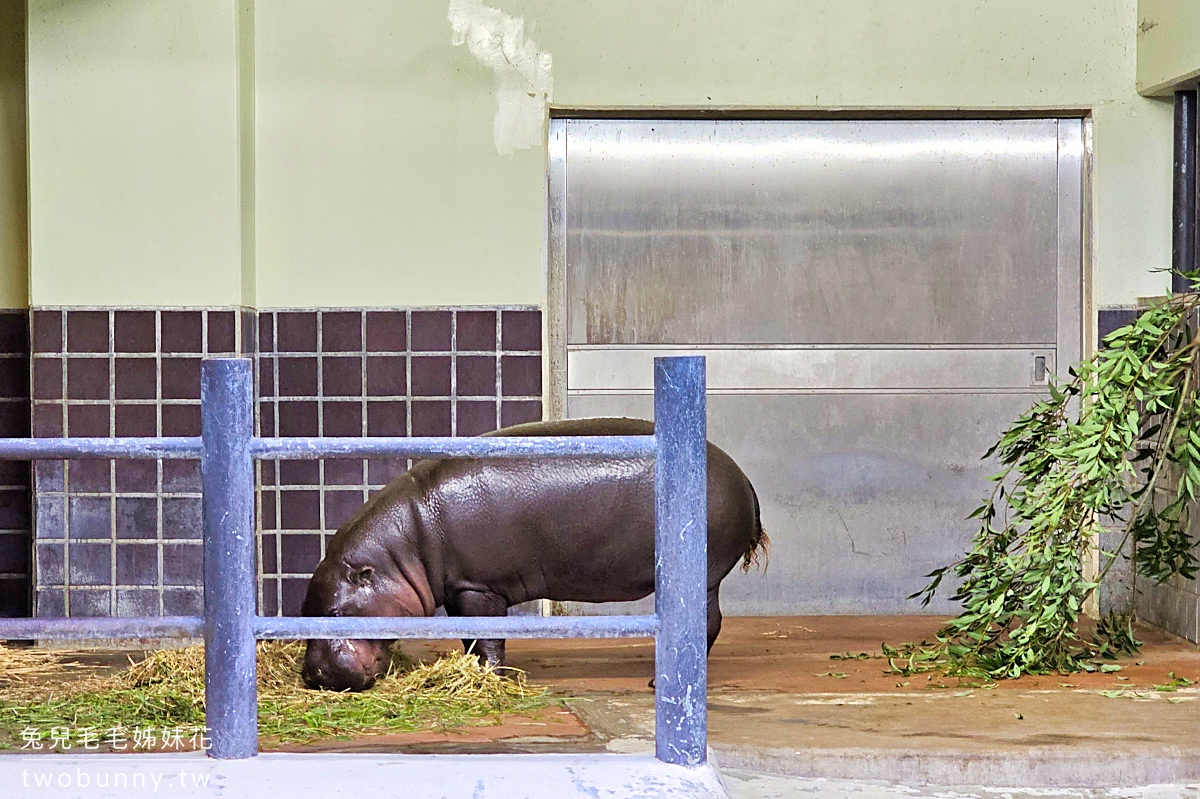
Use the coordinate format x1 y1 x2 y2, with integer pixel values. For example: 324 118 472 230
300 517 434 692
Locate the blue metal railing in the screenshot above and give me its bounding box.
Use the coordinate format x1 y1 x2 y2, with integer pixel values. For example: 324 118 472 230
0 356 709 766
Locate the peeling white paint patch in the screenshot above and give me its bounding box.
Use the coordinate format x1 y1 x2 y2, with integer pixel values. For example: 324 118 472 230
448 0 553 156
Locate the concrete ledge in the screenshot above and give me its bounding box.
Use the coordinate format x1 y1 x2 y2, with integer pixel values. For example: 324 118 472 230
714 744 1200 788
1 752 731 799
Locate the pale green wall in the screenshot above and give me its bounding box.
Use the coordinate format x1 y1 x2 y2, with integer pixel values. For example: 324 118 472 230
254 0 1169 309
26 0 245 307
1138 0 1200 95
0 1 27 310
26 0 1173 309
255 0 546 308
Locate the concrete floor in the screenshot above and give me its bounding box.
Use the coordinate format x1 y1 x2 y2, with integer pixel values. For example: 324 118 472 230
5 616 1199 791
384 616 1200 786
721 772 1200 799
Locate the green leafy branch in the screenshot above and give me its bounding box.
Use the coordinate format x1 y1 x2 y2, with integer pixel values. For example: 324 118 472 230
911 273 1200 679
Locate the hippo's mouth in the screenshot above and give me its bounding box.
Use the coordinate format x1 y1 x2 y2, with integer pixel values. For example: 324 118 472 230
301 638 388 692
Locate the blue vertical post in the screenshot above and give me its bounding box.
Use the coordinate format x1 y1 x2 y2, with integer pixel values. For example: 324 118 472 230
201 358 258 759
653 355 708 766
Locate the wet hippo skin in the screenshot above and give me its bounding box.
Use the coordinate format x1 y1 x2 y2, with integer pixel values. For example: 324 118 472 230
301 417 767 691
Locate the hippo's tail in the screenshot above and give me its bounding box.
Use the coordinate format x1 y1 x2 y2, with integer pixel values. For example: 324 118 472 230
740 481 770 574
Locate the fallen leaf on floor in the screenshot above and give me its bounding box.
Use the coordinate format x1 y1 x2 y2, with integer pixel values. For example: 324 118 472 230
1153 672 1195 692
814 671 847 679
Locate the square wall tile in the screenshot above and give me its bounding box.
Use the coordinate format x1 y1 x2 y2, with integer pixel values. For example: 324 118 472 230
68 542 112 585
321 312 362 353
456 311 496 352
113 311 155 353
115 460 156 493
116 497 158 540
69 496 112 540
410 311 451 351
322 357 363 397
67 312 109 354
501 355 542 397
277 312 317 352
114 358 156 400
32 358 62 400
116 588 160 617
163 497 202 539
411 356 451 396
0 488 31 530
0 577 30 617
161 404 201 436
160 311 203 353
66 358 109 400
69 459 111 493
501 310 541 351
0 358 30 399
0 313 27 354
366 356 406 396
71 589 112 617
32 310 62 353
278 460 319 486
116 543 159 586
161 358 201 400
67 405 110 437
114 404 156 437
163 588 203 615
457 356 497 397
365 311 405 351
208 311 237 353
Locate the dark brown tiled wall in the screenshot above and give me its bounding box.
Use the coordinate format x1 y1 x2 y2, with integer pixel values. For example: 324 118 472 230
32 309 253 618
29 307 542 619
257 308 542 616
0 312 31 617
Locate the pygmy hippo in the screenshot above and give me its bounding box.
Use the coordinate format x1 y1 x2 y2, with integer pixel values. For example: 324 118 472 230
300 417 767 691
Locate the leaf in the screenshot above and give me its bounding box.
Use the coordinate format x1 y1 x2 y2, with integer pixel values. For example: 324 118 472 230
900 289 1200 680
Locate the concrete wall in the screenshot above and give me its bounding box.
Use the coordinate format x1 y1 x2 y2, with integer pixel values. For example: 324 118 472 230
24 0 1175 311
1138 0 1200 95
0 1 27 310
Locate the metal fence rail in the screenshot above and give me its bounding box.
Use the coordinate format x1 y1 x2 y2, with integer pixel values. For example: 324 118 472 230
0 356 709 767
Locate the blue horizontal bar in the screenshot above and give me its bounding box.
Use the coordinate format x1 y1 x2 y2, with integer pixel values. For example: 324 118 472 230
254 614 660 640
0 437 203 460
250 435 657 460
0 616 204 640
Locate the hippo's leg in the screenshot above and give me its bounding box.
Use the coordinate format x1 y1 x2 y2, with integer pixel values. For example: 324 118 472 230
707 584 723 654
649 585 724 688
446 589 508 667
